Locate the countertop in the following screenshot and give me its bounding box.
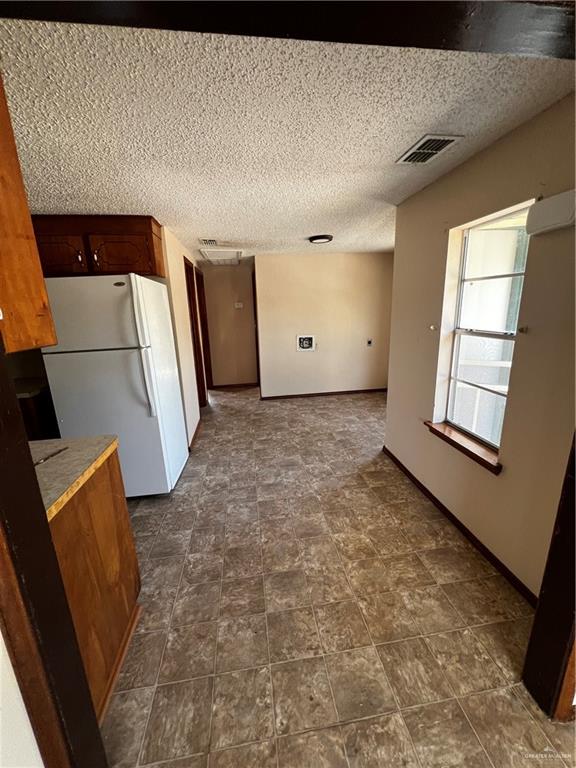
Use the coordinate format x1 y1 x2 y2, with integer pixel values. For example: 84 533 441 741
30 435 118 522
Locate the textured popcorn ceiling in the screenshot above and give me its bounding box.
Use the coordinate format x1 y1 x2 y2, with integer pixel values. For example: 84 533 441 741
0 20 573 256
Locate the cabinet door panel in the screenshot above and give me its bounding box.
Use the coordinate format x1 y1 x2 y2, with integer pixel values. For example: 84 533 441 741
37 234 88 276
88 234 153 275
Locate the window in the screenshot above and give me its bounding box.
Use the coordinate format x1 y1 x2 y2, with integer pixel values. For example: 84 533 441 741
446 207 530 448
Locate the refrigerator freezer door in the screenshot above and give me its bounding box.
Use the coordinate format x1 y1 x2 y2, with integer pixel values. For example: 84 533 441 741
137 276 188 487
43 349 171 496
43 275 139 352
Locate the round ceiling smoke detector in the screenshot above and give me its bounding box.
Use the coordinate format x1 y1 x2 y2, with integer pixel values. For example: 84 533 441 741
308 234 333 244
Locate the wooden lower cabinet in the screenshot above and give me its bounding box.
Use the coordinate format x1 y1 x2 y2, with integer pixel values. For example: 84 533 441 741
49 448 140 720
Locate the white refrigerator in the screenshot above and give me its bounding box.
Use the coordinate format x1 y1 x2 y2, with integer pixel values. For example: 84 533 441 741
42 274 188 497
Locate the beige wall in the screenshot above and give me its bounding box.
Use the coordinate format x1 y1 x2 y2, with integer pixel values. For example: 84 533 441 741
386 94 575 595
202 263 258 386
255 251 394 398
162 227 200 443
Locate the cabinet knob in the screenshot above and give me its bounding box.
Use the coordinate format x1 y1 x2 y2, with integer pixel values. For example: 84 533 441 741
76 251 83 263
92 248 99 265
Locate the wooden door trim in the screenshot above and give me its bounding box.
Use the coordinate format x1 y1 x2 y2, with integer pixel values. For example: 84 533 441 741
184 259 207 408
523 437 575 720
0 343 108 767
194 267 214 390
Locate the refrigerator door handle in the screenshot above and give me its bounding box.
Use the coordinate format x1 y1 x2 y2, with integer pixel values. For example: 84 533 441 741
130 274 151 348
139 347 157 418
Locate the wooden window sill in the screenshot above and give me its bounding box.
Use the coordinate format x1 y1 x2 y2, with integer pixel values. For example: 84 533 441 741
424 421 502 475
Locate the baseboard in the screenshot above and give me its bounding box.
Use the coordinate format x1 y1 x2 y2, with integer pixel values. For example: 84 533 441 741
188 419 201 450
382 444 538 607
261 387 387 401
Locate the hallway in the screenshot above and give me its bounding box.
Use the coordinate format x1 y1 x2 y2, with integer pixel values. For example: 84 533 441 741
103 389 574 767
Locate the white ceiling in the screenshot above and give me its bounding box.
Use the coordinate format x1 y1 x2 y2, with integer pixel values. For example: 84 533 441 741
0 20 573 256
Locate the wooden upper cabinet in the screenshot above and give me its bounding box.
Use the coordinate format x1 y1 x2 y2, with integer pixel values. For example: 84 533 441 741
36 234 88 277
32 216 166 278
88 233 153 275
0 76 57 352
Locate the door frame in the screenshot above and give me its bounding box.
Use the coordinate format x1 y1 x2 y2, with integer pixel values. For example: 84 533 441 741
194 266 214 390
184 258 208 408
0 342 108 768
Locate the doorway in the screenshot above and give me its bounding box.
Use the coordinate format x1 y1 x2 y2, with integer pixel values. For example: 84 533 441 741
184 259 208 408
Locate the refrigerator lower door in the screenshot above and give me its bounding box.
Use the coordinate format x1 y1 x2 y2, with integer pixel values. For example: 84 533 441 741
137 276 189 488
43 275 139 353
43 349 171 496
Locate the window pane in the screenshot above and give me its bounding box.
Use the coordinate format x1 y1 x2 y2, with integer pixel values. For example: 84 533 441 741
448 381 506 447
453 335 515 394
464 227 529 279
459 275 523 333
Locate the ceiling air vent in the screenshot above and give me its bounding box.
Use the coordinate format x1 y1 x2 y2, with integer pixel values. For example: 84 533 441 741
199 248 243 265
199 238 218 246
396 134 463 165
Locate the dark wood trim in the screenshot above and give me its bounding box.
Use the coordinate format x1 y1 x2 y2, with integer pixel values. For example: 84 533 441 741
211 383 259 390
184 259 208 408
194 266 214 391
382 443 537 606
261 387 387 401
188 417 202 450
425 421 502 475
251 269 261 390
0 343 108 768
523 437 575 719
0 2 572 59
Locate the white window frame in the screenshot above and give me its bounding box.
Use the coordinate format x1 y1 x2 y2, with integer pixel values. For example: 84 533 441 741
445 207 531 449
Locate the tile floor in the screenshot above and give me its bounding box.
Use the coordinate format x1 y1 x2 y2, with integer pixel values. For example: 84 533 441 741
102 388 575 768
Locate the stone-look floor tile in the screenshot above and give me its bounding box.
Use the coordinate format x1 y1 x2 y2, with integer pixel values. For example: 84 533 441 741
141 556 185 589
403 699 491 768
388 499 443 525
277 727 348 768
299 537 340 568
137 584 178 633
262 540 301 571
314 600 371 652
183 552 224 584
442 576 533 624
461 687 566 768
131 512 164 537
150 529 192 559
332 532 377 561
511 684 576 766
189 527 225 554
267 607 322 662
401 519 468 551
219 576 265 617
161 508 199 532
305 564 354 604
195 506 227 528
209 740 276 768
365 525 413 557
377 637 454 708
224 519 260 547
146 757 207 768
223 543 262 579
292 512 330 538
140 677 213 764
210 666 274 750
401 585 465 634
325 647 396 722
134 533 155 561
159 622 217 683
419 546 496 583
260 517 295 544
216 614 269 672
172 581 221 626
341 712 420 768
264 570 310 611
472 618 533 682
101 686 154 768
425 628 506 695
272 656 338 735
116 631 166 691
358 592 419 644
345 557 389 594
